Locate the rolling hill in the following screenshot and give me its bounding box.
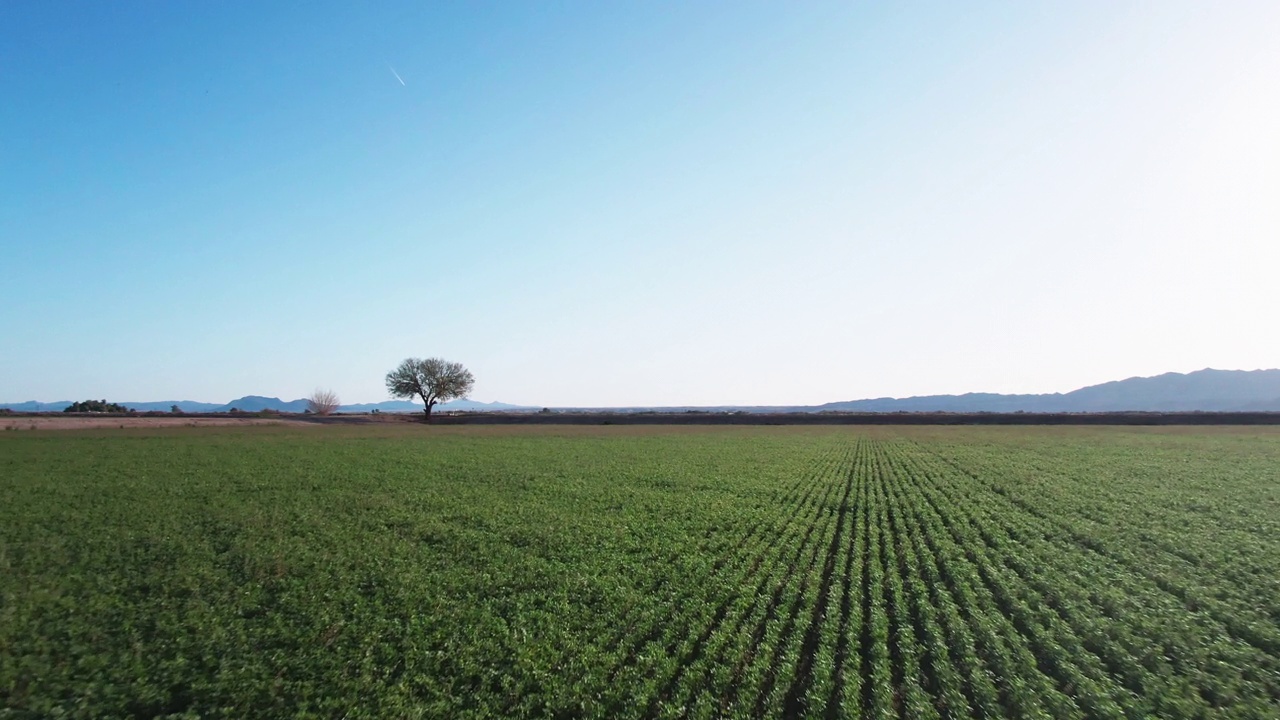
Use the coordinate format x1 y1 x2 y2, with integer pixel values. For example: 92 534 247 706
815 369 1280 413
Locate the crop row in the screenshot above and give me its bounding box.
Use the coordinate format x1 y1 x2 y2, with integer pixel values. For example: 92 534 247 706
576 433 1280 718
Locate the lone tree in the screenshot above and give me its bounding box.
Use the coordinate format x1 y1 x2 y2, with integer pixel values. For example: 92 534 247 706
307 388 341 416
385 357 474 421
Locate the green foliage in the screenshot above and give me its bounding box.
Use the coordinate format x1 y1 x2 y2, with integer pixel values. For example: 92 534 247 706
63 399 130 413
386 357 474 418
2 426 1279 717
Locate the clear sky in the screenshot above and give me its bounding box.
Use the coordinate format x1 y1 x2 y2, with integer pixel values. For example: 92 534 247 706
3 1 1278 406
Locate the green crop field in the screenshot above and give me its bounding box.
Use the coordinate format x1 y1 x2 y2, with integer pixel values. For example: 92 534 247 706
2 425 1279 719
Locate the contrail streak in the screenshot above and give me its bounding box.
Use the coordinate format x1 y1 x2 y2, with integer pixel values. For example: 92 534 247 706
388 65 405 86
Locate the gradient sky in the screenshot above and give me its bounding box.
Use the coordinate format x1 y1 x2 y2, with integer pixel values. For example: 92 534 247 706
3 1 1278 406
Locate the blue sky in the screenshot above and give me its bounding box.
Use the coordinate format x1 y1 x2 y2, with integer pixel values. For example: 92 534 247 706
3 1 1278 406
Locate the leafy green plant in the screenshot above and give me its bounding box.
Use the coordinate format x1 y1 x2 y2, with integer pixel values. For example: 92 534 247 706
3 425 1279 717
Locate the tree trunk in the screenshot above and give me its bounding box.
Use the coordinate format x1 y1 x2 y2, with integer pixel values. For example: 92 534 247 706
423 401 433 422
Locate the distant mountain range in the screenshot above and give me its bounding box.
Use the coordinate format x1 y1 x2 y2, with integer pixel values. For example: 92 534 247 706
0 397 536 414
809 369 1280 413
551 369 1280 414
4 369 1279 414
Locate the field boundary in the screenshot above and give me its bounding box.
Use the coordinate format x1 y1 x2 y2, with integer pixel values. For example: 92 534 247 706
6 411 1280 431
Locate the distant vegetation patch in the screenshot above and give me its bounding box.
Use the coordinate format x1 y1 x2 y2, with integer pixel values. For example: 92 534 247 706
62 399 130 413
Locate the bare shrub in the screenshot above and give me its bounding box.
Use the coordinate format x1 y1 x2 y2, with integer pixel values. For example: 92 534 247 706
307 388 341 416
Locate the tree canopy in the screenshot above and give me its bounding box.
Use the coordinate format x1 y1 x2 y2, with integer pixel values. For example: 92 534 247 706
385 358 474 420
64 399 130 413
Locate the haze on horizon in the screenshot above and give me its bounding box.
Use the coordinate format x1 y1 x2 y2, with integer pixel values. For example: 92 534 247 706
3 2 1277 408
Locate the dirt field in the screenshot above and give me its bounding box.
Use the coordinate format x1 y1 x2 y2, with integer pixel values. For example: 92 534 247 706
0 416 321 431
0 410 432 431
